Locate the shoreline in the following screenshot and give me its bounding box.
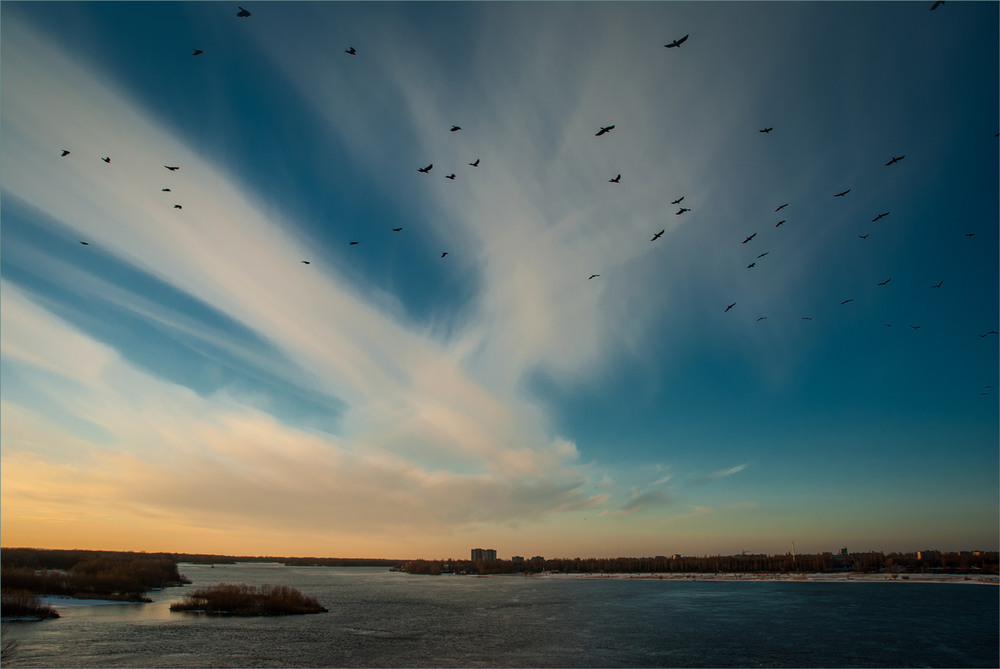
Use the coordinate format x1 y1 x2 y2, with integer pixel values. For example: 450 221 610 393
524 571 999 584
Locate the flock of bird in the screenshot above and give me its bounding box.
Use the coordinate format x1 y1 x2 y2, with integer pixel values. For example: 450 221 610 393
56 2 995 398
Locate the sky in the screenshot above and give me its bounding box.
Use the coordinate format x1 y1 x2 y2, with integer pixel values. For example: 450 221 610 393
1 1 997 561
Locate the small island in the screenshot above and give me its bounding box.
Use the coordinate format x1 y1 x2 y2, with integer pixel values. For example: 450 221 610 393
169 583 328 616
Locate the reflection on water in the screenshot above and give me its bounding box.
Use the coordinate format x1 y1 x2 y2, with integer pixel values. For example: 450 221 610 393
5 564 999 668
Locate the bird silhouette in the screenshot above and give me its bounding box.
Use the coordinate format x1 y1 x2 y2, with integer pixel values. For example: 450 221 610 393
588 274 600 280
872 212 889 222
757 252 769 258
392 227 403 232
841 298 854 304
834 189 850 197
236 6 251 17
441 252 448 258
418 164 433 173
747 262 756 268
102 156 111 163
595 125 615 136
349 241 359 246
965 233 976 237
759 127 773 133
775 220 785 227
742 233 756 244
174 204 183 209
192 49 203 56
80 241 90 246
671 196 684 205
469 159 479 167
651 230 665 241
877 279 891 286
910 325 921 330
445 173 456 180
162 188 171 192
931 281 943 288
724 302 736 312
301 260 310 264
609 174 621 183
164 165 179 171
858 234 869 239
756 316 767 321
676 207 690 215
884 155 905 166
450 125 461 132
345 47 356 55
664 34 689 48
931 1 944 9
802 317 813 320
775 203 788 211
980 331 999 337
61 150 71 157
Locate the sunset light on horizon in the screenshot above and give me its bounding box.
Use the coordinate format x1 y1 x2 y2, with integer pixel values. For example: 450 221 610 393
1 1 997 561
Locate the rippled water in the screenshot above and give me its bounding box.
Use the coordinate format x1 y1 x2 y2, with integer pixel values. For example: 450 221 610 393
4 563 998 667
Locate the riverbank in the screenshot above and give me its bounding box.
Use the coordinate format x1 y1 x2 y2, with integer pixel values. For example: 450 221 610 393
527 571 999 584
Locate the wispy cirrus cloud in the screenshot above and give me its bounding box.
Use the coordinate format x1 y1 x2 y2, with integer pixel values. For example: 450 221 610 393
692 463 749 485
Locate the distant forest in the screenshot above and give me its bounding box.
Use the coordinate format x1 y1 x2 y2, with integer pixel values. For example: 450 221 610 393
400 551 1000 576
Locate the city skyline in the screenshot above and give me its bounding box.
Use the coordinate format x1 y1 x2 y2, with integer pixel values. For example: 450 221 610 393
1 2 997 559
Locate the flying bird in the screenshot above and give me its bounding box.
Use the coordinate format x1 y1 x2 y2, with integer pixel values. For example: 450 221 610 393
877 279 891 286
724 302 736 312
80 241 90 246
834 189 850 197
858 234 869 239
164 165 179 171
469 159 479 167
588 274 600 280
671 196 684 205
651 229 665 241
884 155 905 166
931 1 944 9
802 317 813 320
775 220 785 227
162 188 171 192
757 252 769 258
965 233 976 237
910 325 921 330
192 49 203 56
664 34 689 48
742 233 756 244
595 125 615 136
759 127 773 133
775 203 788 211
931 281 943 288
441 252 448 258
676 207 690 215
173 204 183 209
747 262 756 269
349 241 359 246
60 150 71 157
236 6 251 18
102 156 111 163
872 212 889 222
392 227 403 232
609 174 621 183
756 316 767 321
445 173 456 180
450 125 461 132
345 47 356 55
841 298 854 304
418 164 433 173
301 260 310 264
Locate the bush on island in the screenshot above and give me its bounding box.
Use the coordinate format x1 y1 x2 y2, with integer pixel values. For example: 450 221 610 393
1 590 60 620
169 583 327 616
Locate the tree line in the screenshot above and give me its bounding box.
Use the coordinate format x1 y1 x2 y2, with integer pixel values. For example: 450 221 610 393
400 551 999 576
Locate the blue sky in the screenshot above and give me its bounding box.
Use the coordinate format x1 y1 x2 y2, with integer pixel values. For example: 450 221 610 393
1 1 997 559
